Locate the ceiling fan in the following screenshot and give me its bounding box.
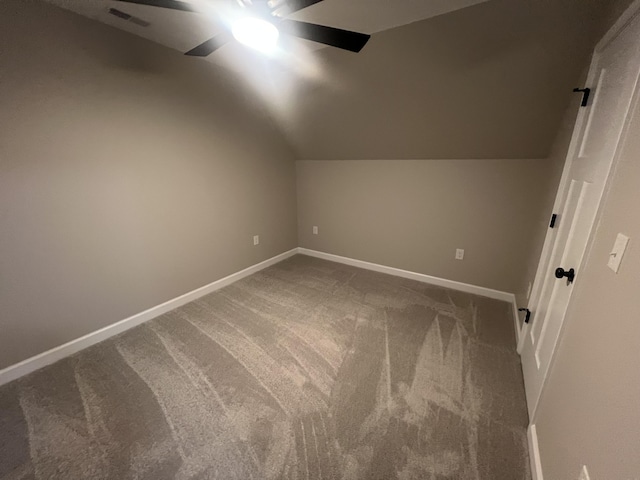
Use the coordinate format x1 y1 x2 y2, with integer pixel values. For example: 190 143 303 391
115 0 371 56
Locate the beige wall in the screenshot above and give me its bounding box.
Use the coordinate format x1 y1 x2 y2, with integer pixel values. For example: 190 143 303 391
293 0 618 304
297 159 547 293
534 66 640 480
0 0 297 369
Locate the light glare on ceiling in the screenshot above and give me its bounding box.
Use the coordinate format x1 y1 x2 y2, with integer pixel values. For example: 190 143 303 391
232 17 279 54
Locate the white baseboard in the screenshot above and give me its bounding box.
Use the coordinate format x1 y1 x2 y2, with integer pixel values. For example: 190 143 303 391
528 424 544 480
0 246 521 386
0 248 298 387
298 248 521 354
298 248 515 302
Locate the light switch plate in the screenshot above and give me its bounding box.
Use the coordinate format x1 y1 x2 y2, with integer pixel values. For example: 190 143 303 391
607 233 629 273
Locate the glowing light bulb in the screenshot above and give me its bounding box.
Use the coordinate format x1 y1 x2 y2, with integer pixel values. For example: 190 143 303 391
232 17 279 54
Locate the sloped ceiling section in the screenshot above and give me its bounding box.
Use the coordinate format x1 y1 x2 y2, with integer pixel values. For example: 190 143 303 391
282 0 614 159
44 0 611 160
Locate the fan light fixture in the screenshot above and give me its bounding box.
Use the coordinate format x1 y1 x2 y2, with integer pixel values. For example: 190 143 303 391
113 0 371 57
232 17 279 53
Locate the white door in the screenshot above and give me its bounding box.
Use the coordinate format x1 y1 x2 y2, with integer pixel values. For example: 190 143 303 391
521 4 640 418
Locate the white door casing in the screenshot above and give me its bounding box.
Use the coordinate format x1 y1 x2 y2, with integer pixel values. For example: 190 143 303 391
521 2 640 419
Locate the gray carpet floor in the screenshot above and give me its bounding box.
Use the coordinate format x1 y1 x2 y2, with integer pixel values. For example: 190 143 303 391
0 254 530 480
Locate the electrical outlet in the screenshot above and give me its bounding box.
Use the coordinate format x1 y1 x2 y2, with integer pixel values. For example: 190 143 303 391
313 226 318 235
578 465 591 480
253 235 259 246
455 249 464 260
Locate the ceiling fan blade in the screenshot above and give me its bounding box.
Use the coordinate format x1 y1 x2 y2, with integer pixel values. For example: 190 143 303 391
185 33 230 56
279 20 370 53
115 0 196 12
274 0 324 17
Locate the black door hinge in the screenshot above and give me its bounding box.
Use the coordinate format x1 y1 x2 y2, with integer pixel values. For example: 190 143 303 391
518 308 532 324
549 213 558 228
573 87 591 107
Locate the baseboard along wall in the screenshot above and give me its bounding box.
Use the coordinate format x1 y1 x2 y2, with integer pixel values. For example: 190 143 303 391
0 247 520 387
0 248 298 387
298 248 514 302
299 248 521 342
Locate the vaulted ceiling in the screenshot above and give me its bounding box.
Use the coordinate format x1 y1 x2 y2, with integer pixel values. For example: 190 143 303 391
279 0 616 159
43 0 617 160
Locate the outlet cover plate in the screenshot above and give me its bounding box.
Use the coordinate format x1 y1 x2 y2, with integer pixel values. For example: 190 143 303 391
253 235 259 246
455 249 464 260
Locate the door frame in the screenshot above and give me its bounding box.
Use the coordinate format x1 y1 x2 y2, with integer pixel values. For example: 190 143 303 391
520 0 640 417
